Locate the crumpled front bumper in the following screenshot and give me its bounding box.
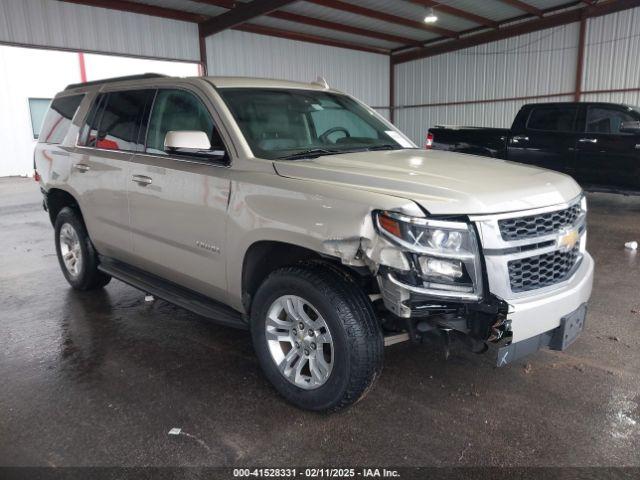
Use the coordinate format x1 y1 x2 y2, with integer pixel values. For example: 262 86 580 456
496 252 594 365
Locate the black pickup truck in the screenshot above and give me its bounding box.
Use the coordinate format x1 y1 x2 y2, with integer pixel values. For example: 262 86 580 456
427 102 640 193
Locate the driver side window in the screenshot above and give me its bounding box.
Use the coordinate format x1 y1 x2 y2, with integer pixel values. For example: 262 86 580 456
146 89 224 155
311 108 377 142
586 107 636 135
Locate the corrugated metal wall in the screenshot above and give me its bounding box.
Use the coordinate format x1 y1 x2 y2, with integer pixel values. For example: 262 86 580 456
395 6 640 145
396 94 575 145
0 0 200 61
205 30 390 117
581 6 640 105
1 0 638 151
395 23 579 143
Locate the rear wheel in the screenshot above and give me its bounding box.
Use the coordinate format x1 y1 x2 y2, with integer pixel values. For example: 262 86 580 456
251 263 383 411
54 207 111 290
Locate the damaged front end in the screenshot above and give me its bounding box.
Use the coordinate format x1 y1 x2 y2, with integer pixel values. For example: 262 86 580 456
324 209 510 356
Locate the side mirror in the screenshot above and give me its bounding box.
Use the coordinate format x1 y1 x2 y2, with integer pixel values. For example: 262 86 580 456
165 130 211 151
620 121 640 134
164 131 226 159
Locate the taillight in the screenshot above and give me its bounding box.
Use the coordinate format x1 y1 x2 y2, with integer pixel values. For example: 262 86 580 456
425 132 434 149
34 170 41 182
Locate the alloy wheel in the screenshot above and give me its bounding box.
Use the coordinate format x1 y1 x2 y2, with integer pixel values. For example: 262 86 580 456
59 223 83 278
265 295 334 390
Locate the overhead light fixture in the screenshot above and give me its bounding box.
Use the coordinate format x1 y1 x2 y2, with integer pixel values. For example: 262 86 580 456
424 7 438 23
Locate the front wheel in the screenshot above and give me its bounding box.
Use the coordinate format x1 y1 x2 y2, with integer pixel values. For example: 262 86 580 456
250 264 383 411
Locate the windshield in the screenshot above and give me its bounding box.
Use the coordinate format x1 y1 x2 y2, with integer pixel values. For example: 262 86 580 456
218 88 414 160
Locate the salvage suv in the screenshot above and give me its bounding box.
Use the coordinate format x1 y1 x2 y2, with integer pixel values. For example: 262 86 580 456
35 74 594 411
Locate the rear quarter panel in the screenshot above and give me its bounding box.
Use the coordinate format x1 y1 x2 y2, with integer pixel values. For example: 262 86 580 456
35 92 92 204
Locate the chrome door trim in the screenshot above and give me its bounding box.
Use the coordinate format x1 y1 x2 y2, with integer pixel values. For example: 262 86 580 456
131 174 153 186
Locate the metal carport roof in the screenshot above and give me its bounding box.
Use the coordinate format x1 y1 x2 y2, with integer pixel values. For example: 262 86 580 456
60 0 640 62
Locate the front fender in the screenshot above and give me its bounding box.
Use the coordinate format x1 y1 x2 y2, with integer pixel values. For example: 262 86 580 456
224 170 423 311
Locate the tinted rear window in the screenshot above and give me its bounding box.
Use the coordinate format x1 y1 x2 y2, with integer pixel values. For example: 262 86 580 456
39 94 84 144
527 106 577 132
80 90 154 151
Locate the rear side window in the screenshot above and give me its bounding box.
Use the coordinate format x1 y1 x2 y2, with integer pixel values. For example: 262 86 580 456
80 93 107 148
527 106 578 132
80 90 154 151
39 94 84 144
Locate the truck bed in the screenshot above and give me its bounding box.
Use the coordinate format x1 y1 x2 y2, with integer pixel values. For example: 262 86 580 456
428 125 509 158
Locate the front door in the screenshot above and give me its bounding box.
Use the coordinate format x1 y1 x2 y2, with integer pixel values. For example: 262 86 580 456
574 105 640 191
506 104 579 175
127 88 231 302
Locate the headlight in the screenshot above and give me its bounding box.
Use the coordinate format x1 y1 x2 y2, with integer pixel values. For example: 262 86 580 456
374 210 483 298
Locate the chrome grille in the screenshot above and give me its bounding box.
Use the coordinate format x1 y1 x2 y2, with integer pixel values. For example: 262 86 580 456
471 195 586 299
498 203 582 241
508 245 581 293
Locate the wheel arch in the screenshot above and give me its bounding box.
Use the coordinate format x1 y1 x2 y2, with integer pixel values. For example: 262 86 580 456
46 188 83 226
240 240 370 315
241 240 321 313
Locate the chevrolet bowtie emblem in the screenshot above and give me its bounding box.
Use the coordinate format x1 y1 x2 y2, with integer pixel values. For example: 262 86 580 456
557 228 580 251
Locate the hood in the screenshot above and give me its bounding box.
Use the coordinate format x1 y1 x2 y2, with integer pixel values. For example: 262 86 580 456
273 149 581 215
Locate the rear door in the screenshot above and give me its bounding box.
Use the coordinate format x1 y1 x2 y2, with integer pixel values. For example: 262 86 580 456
506 104 579 174
574 104 640 191
127 87 231 302
72 89 155 262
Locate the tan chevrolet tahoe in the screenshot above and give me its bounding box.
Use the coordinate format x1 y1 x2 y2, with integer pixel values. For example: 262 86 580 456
35 74 594 411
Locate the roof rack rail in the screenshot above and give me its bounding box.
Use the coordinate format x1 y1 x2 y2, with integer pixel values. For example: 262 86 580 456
65 73 168 91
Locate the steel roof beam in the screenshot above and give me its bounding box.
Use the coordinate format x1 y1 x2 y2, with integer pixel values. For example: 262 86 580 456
199 0 299 37
232 23 390 54
305 0 459 38
393 0 640 64
59 0 208 23
409 0 499 28
495 0 543 17
60 0 392 55
194 0 423 46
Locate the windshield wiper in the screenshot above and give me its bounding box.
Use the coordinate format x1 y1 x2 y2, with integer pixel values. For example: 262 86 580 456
277 148 340 160
365 144 403 151
276 144 409 160
330 144 404 154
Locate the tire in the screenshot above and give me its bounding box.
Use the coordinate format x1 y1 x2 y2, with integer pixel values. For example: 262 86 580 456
250 263 383 411
54 207 111 290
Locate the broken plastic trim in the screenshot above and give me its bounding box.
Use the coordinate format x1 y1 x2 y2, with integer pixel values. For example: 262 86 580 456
386 272 480 301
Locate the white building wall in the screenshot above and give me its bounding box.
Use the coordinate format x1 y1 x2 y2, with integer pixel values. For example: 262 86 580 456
205 30 390 117
0 47 79 178
0 0 200 62
0 45 199 177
